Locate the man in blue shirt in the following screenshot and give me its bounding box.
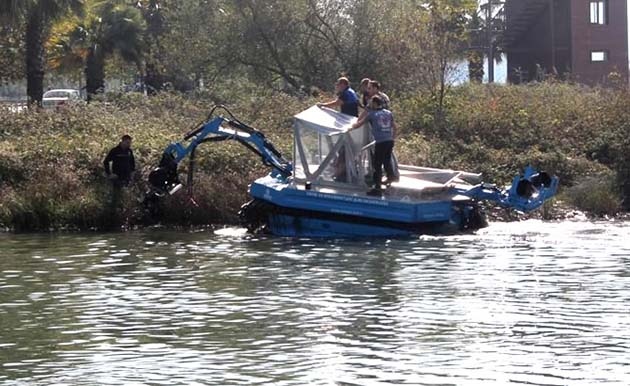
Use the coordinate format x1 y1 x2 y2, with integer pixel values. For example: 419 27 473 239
352 95 397 196
317 77 359 181
317 77 359 117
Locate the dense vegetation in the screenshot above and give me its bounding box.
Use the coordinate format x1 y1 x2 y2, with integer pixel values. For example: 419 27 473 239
0 81 628 231
396 82 629 216
2 0 480 105
0 89 302 230
0 1 627 230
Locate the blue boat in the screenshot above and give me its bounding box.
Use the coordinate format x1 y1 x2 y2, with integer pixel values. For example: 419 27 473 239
148 105 558 237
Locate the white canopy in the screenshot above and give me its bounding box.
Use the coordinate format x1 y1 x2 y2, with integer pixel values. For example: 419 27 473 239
293 105 357 135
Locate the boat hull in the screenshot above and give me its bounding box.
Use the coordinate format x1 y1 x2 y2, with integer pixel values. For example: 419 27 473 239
267 212 466 237
241 176 486 237
269 214 424 237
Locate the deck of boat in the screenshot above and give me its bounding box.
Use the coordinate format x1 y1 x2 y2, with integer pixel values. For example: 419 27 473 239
295 164 482 199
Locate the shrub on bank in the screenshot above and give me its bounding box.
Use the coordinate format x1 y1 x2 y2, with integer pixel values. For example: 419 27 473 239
397 82 628 210
0 93 311 231
564 173 621 216
0 83 627 231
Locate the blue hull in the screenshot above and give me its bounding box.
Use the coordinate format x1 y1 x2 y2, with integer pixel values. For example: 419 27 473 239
269 214 414 237
242 176 485 238
267 214 459 238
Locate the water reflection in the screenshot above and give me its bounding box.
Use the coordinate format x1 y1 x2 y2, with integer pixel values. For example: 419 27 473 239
0 220 629 385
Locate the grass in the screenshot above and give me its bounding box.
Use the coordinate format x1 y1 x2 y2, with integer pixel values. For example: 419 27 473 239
0 82 628 231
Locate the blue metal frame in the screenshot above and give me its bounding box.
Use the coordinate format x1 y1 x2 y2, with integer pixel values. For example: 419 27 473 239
162 116 292 178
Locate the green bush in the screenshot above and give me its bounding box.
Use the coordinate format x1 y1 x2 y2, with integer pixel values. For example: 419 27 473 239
0 92 312 231
564 173 622 216
0 82 629 231
398 82 630 207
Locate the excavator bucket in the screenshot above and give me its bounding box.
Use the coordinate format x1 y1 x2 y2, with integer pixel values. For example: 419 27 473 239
504 167 559 212
148 152 182 196
465 166 559 213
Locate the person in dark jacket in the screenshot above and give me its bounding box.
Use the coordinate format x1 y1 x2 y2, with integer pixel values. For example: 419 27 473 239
104 135 136 187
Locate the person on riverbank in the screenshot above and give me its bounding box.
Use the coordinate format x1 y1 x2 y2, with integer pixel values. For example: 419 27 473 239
103 135 136 188
352 95 397 196
317 77 359 117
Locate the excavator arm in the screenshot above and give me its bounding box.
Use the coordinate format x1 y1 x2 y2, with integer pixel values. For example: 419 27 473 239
147 106 292 196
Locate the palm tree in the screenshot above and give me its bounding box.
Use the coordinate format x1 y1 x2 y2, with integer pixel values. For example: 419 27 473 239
136 0 166 94
83 3 145 100
0 0 84 106
49 2 146 100
47 19 86 82
466 0 505 83
466 12 485 82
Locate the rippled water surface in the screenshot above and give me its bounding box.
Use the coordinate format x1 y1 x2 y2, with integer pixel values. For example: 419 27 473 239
1 220 629 385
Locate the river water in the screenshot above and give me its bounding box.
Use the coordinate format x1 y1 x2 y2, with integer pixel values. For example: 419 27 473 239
0 220 628 386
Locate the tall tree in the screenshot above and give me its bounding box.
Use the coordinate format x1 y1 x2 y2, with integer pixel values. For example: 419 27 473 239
466 0 505 83
219 0 309 90
83 3 145 99
0 24 24 84
137 1 217 92
417 0 477 124
0 0 84 105
49 1 146 100
135 0 166 93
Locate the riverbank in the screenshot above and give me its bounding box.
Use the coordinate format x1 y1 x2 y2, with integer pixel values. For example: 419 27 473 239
0 83 628 232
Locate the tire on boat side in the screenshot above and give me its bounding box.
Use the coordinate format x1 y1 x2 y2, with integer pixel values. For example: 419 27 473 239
238 199 272 233
459 202 488 231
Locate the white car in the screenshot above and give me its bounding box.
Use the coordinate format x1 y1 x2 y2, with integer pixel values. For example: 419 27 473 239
42 89 82 110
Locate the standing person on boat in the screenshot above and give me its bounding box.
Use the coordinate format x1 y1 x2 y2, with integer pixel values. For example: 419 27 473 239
357 80 398 182
352 95 397 196
359 78 371 109
317 77 359 181
317 77 359 117
356 80 392 122
366 80 390 110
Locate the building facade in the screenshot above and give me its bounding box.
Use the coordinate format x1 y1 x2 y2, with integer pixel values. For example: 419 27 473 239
505 0 628 85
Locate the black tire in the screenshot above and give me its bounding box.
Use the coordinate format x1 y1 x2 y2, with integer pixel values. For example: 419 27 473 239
238 199 271 233
459 203 487 231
